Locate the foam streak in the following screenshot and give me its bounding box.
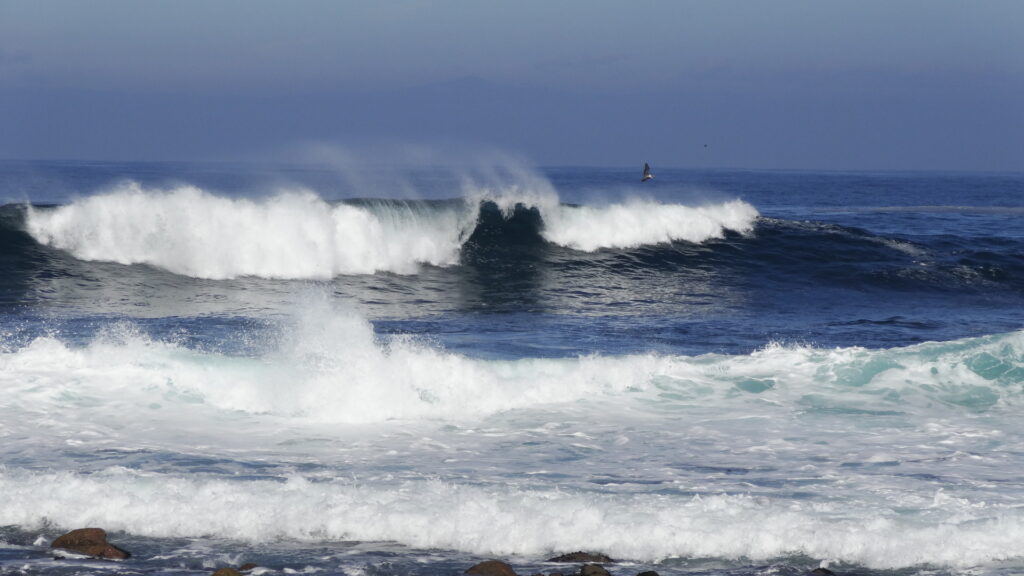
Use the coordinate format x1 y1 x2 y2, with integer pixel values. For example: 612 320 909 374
1 470 1021 569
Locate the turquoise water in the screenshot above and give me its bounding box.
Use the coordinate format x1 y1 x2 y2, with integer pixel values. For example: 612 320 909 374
2 161 1024 576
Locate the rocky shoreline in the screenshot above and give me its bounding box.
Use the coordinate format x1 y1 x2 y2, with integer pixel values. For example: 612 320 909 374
46 527 839 576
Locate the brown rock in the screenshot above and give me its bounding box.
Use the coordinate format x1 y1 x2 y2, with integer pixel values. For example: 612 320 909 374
809 569 836 576
580 565 610 576
51 528 130 560
239 563 259 571
465 560 517 576
547 552 615 563
637 572 660 576
212 569 242 576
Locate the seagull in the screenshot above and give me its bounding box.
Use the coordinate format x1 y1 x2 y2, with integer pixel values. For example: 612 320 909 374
641 162 654 182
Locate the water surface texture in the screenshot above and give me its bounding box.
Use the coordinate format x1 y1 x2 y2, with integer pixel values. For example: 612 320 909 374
2 161 1024 576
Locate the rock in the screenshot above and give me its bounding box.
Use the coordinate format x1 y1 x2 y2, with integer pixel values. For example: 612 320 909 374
580 565 610 576
239 564 259 572
809 569 836 576
637 572 660 576
212 569 242 576
465 560 517 576
51 528 130 560
547 552 615 563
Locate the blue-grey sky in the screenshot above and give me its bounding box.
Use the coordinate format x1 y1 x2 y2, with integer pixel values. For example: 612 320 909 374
2 0 1022 170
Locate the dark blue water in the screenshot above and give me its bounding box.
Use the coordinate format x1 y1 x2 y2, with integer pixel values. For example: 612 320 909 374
3 160 1024 576
2 161 1022 357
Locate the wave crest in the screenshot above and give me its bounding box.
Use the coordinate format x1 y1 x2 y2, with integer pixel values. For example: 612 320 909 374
25 184 475 278
542 198 758 251
23 180 759 279
2 300 1023 426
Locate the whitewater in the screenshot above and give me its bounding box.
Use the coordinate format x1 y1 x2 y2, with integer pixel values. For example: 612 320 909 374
23 182 758 278
2 161 1024 576
3 301 1024 570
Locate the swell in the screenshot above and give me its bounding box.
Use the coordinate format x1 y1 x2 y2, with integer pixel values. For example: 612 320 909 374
5 189 1024 297
13 184 759 279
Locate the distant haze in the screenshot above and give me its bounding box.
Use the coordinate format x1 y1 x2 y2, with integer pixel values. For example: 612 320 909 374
1 1 1022 171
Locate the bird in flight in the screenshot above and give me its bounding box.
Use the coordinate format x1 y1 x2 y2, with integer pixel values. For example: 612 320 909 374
641 162 654 182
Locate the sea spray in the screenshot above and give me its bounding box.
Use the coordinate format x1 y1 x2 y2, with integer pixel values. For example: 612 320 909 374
9 162 1024 576
0 301 664 425
25 180 759 280
25 184 476 278
459 175 759 250
2 302 1023 427
3 300 1024 570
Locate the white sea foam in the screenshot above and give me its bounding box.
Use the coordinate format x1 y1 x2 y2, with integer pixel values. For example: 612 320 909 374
25 184 475 278
1 304 1022 428
0 306 665 426
2 469 1023 569
2 305 1024 570
25 178 759 279
461 176 759 251
540 199 759 251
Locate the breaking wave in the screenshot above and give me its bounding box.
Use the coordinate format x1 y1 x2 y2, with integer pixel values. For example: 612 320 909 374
20 182 759 279
1 302 1023 569
3 469 1024 569
1 299 1021 426
23 185 476 278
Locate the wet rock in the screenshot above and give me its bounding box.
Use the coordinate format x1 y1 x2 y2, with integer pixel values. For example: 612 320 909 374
637 572 660 576
466 560 517 576
809 569 836 576
50 528 130 560
580 564 610 576
239 564 259 572
547 552 615 563
212 569 242 576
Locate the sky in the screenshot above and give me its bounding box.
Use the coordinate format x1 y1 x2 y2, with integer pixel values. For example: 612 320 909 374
1 0 1022 170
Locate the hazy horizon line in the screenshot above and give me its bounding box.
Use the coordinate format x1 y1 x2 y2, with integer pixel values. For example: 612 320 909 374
2 156 1022 177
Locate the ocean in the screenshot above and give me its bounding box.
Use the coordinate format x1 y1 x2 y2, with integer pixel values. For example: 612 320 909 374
1 160 1023 576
